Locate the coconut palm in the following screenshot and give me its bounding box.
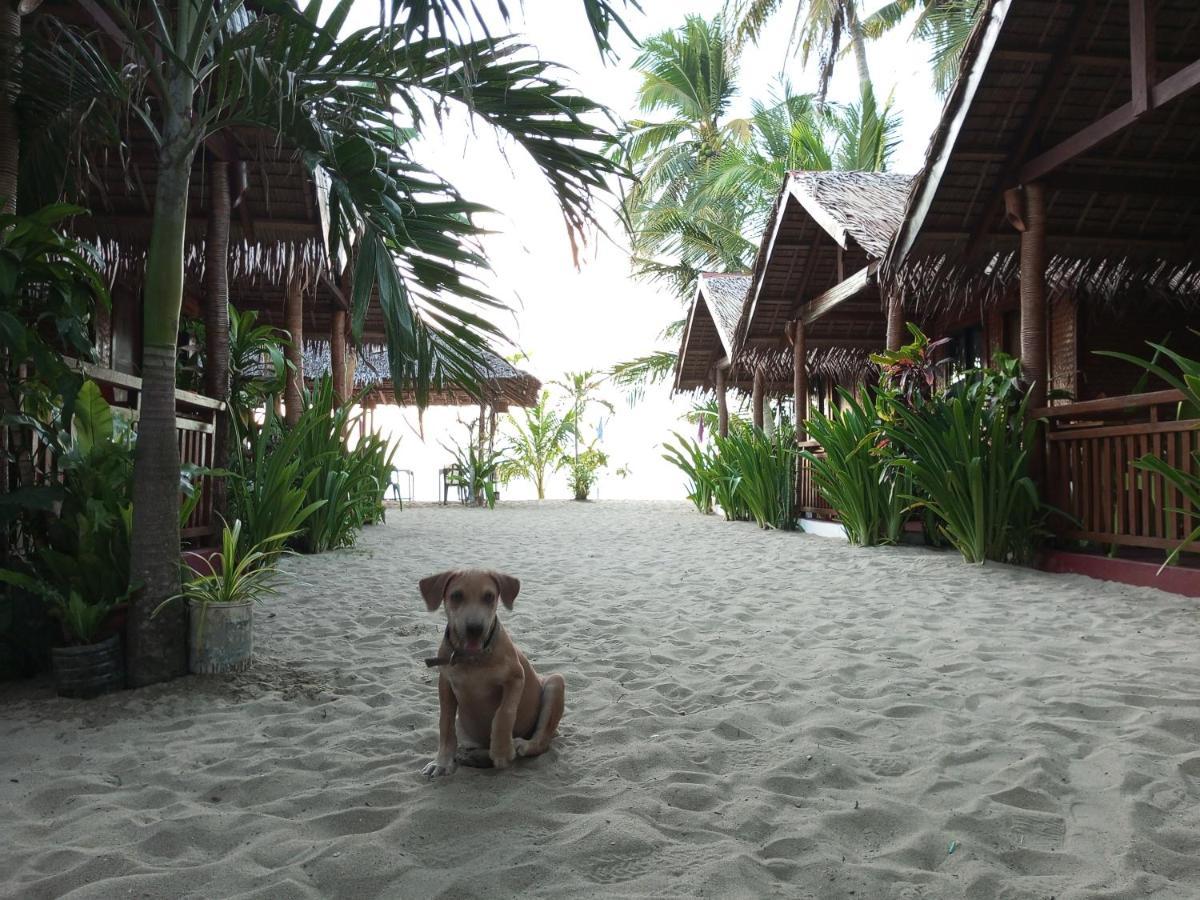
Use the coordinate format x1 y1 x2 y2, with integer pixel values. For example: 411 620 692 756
862 0 986 93
553 371 615 465
14 0 629 686
499 391 577 499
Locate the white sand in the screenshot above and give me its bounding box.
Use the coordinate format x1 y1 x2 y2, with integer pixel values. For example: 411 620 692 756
3 501 1200 899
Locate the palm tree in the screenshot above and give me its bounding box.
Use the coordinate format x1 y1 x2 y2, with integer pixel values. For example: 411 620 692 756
553 371 615 465
725 0 873 103
21 0 629 686
862 0 986 93
499 391 576 499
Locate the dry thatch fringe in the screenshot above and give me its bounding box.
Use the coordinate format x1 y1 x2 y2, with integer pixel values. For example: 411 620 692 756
302 340 540 407
90 236 326 292
888 251 1200 320
736 345 877 386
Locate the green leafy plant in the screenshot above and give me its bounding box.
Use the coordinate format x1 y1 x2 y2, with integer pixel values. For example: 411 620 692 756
227 305 289 437
499 391 576 499
802 389 907 545
881 384 1043 564
712 423 797 530
662 432 715 514
871 322 951 409
563 445 608 501
445 430 506 509
155 520 290 650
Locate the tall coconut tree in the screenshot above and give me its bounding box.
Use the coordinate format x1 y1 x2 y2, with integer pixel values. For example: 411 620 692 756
23 0 629 686
861 0 986 93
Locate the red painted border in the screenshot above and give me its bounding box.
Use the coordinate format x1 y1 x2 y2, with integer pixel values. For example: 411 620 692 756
1040 550 1200 598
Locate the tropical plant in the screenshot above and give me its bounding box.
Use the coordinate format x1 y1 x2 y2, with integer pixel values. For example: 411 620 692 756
662 432 715 514
155 519 290 651
15 0 628 686
499 391 576 499
553 370 615 465
871 322 951 409
445 430 506 510
563 445 609 502
713 423 798 529
863 0 987 93
227 305 289 439
880 383 1043 564
802 388 906 545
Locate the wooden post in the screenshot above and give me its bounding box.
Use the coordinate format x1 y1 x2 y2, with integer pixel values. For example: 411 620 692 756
330 308 347 404
886 290 905 351
204 159 232 519
284 268 304 427
1020 182 1048 411
715 365 729 438
752 369 765 431
793 320 808 442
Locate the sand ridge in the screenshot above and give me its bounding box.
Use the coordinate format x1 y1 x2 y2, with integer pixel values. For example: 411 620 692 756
2 501 1200 898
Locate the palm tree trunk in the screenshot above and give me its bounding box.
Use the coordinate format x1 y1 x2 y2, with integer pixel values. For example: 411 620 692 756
842 1 872 92
0 2 19 215
128 115 196 687
204 160 231 521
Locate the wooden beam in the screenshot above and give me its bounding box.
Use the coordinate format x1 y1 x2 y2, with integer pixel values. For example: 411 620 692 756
284 269 304 427
1019 57 1200 184
793 321 808 442
1020 183 1048 411
331 309 347 404
752 369 765 430
715 365 729 438
794 264 874 324
1130 0 1155 115
886 292 905 351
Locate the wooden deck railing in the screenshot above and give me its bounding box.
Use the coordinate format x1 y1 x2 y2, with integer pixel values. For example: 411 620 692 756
1035 390 1198 554
795 439 838 520
57 361 225 541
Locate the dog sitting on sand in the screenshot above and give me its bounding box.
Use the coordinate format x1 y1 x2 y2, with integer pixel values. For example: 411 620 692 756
419 570 565 777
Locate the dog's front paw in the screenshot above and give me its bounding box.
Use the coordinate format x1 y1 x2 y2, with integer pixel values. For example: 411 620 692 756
513 738 532 757
490 743 515 770
421 759 458 778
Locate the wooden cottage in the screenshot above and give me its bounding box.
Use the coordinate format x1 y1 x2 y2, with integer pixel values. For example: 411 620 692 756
675 273 753 435
882 0 1200 573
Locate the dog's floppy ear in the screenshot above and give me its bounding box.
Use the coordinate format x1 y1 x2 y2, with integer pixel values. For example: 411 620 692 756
418 571 458 612
490 572 521 609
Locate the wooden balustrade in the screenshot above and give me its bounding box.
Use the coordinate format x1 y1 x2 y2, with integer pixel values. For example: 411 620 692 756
1034 390 1198 554
795 438 838 520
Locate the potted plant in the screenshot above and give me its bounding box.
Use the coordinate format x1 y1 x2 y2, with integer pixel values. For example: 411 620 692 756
157 519 288 674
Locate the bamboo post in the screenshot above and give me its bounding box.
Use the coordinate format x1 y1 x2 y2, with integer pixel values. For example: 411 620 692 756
1020 182 1048 411
330 308 347 404
283 268 304 427
715 365 729 438
886 290 905 351
793 320 808 442
752 369 765 431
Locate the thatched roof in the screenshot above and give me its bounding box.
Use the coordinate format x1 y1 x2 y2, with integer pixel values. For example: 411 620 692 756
883 0 1200 316
727 171 912 390
674 273 750 392
302 341 540 410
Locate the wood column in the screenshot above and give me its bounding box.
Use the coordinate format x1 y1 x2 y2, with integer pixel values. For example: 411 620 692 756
344 339 357 402
284 268 304 427
751 369 765 430
793 320 808 442
330 308 347 404
0 3 20 216
1019 182 1047 411
715 365 729 438
886 290 905 351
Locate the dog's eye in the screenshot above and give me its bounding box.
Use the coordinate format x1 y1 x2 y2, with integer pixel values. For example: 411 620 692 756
482 592 495 605
449 591 464 604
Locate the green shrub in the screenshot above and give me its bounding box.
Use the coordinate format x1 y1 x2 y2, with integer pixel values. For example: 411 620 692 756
712 423 797 530
662 432 714 514
881 385 1043 564
802 389 907 546
563 445 608 501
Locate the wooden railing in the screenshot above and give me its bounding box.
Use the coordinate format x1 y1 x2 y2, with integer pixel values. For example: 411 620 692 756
1036 390 1198 554
65 361 224 541
795 438 838 520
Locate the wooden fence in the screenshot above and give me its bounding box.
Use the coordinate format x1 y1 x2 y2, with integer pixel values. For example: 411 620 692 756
1036 390 1198 554
24 361 226 541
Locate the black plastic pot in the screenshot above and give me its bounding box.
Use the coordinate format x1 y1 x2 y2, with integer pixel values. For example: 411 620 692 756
51 633 124 699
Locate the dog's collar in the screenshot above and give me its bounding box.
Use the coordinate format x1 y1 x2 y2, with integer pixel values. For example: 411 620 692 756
424 618 500 668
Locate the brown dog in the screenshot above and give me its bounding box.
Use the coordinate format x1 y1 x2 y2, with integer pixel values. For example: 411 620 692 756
418 570 565 777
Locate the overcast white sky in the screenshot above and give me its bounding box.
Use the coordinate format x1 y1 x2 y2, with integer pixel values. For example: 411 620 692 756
351 1 944 501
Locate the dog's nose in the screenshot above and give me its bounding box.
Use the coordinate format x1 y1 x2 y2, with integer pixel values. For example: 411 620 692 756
464 621 484 638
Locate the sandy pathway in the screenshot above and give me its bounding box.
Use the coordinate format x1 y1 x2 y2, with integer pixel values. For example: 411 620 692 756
3 501 1200 899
